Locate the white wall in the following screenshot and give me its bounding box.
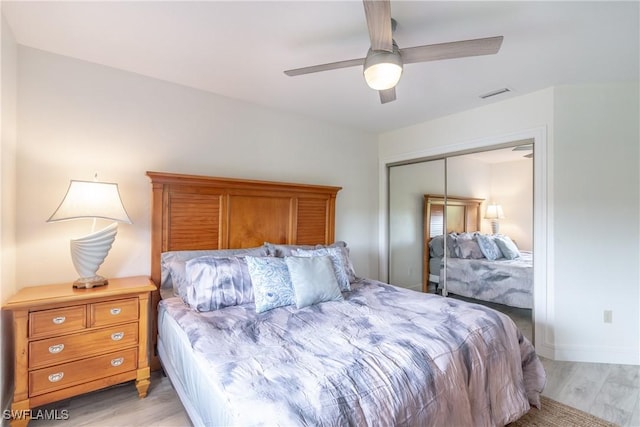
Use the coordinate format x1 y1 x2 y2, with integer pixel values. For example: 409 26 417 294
379 85 640 365
1 11 18 418
551 83 639 363
489 159 533 250
15 46 379 288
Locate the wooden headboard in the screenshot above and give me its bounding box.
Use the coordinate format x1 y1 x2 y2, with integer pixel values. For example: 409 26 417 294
422 194 484 292
147 171 342 288
146 171 341 369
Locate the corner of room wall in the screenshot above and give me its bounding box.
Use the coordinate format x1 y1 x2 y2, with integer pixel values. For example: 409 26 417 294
551 82 639 364
1 9 19 421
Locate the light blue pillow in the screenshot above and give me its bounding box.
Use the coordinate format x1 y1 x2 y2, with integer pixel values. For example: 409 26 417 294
292 247 351 291
185 256 253 312
476 234 503 261
494 235 520 260
285 256 343 309
245 256 295 313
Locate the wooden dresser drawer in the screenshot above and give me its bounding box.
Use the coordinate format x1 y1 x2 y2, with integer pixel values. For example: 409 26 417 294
29 347 138 397
29 322 139 369
30 306 86 338
90 298 138 327
4 276 154 424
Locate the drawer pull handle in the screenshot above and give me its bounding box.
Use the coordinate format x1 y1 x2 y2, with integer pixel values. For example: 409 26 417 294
111 332 124 341
52 316 66 324
48 344 65 354
111 357 124 367
110 308 121 315
48 372 64 382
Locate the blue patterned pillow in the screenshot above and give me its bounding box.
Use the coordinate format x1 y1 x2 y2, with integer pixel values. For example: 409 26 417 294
185 256 254 312
285 256 343 309
245 256 295 313
292 247 351 291
476 234 503 261
494 235 520 260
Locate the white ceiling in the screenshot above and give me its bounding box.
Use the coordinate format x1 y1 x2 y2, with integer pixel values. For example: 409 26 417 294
2 1 639 133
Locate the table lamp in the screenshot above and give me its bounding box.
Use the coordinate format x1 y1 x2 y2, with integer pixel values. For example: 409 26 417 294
47 178 132 288
484 203 505 234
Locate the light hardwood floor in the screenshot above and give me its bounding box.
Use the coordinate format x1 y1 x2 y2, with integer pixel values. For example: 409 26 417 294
26 297 639 427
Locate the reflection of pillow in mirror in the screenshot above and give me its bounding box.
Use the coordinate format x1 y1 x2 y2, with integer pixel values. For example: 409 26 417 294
456 240 485 259
477 235 503 261
429 235 445 257
446 232 476 258
494 235 520 260
446 233 459 258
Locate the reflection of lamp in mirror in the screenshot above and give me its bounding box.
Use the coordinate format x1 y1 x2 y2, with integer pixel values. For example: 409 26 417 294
485 203 505 234
47 177 132 288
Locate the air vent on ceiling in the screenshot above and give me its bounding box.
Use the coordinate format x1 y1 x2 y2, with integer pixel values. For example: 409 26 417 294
480 88 511 99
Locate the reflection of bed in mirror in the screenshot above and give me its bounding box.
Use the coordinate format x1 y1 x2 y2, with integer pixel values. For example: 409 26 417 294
423 194 533 309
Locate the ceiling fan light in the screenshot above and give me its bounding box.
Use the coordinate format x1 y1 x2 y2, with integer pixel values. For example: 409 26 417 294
363 47 403 90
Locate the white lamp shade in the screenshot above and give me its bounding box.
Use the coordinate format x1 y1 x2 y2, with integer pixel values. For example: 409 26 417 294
484 204 505 220
48 180 132 223
363 45 403 91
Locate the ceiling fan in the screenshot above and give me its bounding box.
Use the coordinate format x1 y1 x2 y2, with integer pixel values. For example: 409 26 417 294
513 144 534 158
284 0 504 104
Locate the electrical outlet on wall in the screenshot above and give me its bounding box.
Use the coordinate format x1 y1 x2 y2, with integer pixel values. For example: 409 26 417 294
603 310 613 323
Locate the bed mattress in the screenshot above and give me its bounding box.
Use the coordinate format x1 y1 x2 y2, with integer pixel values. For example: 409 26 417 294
158 278 545 426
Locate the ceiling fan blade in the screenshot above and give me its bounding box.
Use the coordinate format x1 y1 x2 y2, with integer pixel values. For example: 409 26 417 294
400 36 503 64
363 0 393 52
512 144 534 151
284 58 365 77
379 87 396 104
524 153 534 159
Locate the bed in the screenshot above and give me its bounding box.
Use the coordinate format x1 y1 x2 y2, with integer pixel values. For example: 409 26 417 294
423 194 534 309
147 172 545 426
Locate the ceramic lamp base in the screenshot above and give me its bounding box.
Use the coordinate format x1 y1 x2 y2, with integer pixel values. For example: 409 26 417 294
73 276 109 289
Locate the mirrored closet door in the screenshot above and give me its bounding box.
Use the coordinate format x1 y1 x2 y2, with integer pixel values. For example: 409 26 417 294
388 159 444 292
388 142 534 341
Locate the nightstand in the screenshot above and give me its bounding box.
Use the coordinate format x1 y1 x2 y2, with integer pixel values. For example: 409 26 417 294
2 276 156 427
